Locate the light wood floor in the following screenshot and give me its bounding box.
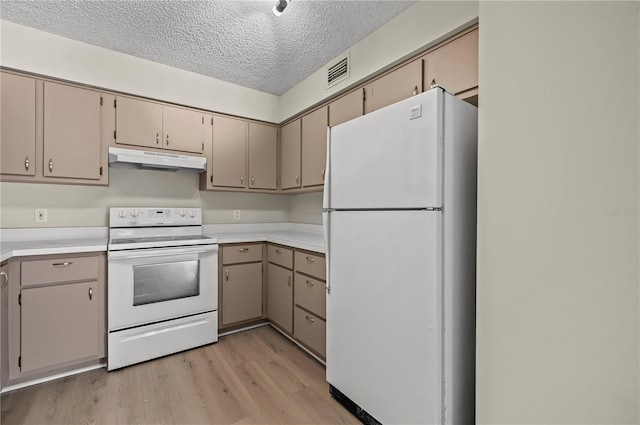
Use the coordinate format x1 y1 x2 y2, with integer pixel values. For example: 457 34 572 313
0 325 359 424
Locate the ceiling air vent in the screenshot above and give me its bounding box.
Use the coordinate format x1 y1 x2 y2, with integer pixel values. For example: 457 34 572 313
327 53 350 89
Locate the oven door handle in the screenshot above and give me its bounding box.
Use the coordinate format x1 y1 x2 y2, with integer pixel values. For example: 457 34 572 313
108 244 218 260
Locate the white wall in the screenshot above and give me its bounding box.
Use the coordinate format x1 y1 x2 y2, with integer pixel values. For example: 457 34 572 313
476 2 639 424
278 1 478 121
0 169 290 228
0 20 279 123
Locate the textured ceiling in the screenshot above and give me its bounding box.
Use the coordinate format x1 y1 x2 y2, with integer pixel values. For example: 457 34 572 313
0 0 415 95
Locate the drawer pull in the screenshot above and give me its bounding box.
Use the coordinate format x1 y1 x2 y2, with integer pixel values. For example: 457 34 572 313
88 286 93 300
0 271 8 289
305 256 314 263
225 269 229 281
275 249 282 254
238 248 249 253
52 262 73 268
306 280 314 286
305 315 315 323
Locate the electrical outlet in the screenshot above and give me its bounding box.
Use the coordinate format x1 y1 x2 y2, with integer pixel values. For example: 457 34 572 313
233 210 241 220
35 209 48 223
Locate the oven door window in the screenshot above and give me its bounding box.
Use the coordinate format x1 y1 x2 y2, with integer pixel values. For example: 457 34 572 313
133 260 200 306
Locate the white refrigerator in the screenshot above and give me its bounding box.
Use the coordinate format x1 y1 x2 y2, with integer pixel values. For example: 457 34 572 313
323 88 478 425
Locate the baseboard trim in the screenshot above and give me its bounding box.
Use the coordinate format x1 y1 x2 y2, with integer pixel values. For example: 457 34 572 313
1 362 106 394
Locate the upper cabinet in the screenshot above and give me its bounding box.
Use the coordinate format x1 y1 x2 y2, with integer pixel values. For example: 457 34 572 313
0 72 37 177
211 115 247 188
364 59 422 114
280 119 301 190
329 89 364 128
422 28 478 101
248 122 278 190
115 96 205 154
43 82 102 180
301 106 328 188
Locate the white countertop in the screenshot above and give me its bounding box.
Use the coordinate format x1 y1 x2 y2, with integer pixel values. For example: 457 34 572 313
1 223 324 263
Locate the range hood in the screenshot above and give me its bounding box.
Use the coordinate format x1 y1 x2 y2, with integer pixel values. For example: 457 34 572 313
108 147 206 173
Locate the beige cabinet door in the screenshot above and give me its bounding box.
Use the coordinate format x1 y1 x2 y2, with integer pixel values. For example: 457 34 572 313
162 106 205 154
364 59 422 114
43 82 101 180
248 123 277 190
423 28 478 96
212 115 247 188
0 73 36 176
21 281 99 373
221 263 263 326
267 264 293 333
1 263 8 389
280 119 301 190
301 106 328 188
115 96 163 149
329 89 364 127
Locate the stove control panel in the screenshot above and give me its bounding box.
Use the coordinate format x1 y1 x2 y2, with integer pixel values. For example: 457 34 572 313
109 207 202 227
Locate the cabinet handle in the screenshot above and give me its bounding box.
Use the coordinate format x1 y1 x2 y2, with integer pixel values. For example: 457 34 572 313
156 133 160 144
48 159 53 173
240 175 244 185
0 271 8 289
413 85 419 95
288 275 291 286
225 268 229 281
275 249 282 254
24 157 30 170
305 256 314 263
305 315 315 323
52 262 72 268
322 169 325 181
306 280 314 286
166 134 170 146
238 248 249 253
88 286 93 300
431 79 436 89
251 176 255 186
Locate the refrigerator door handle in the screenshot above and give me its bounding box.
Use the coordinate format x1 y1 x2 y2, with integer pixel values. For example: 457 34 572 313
323 127 331 209
323 210 331 294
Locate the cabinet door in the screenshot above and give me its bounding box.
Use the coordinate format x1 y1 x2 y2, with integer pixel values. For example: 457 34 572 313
21 281 98 373
221 263 262 326
163 106 205 154
364 59 422 114
280 119 301 190
212 115 247 188
301 106 328 188
43 82 101 180
115 96 163 149
248 122 277 190
423 28 478 96
267 264 293 333
0 73 36 176
1 263 8 389
329 89 364 128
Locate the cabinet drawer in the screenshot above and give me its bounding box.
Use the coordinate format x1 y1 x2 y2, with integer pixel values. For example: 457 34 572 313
268 245 293 269
295 251 326 280
222 244 263 265
294 307 326 358
294 273 326 319
21 256 99 287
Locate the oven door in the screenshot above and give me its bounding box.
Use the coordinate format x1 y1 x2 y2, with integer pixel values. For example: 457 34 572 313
108 244 218 331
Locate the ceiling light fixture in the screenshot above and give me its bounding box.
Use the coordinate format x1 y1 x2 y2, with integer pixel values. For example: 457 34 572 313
272 0 290 16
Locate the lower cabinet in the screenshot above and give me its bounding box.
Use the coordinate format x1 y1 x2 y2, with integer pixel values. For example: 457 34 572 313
267 263 293 333
219 243 265 328
293 306 326 358
5 253 106 385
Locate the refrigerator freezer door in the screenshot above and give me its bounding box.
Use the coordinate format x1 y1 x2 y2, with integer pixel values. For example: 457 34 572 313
328 89 443 209
326 210 442 424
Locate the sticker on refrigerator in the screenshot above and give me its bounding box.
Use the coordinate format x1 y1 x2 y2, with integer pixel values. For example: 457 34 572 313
409 104 422 120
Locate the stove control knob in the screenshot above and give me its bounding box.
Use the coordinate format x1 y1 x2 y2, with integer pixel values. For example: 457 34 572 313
118 210 127 218
189 210 196 218
130 209 139 217
179 210 186 217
